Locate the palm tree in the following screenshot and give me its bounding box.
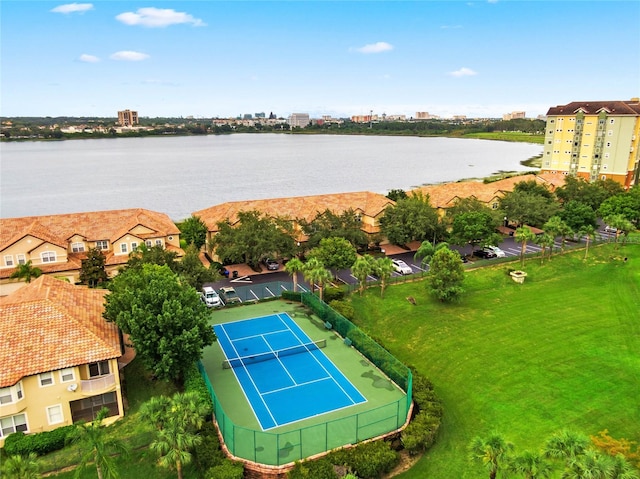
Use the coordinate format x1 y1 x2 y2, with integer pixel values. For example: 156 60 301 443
0 453 40 479
150 418 202 479
303 258 333 300
351 255 375 296
514 226 536 267
604 214 634 249
140 395 173 430
374 256 395 298
468 433 514 479
535 233 555 264
70 407 130 479
284 257 304 292
563 449 613 479
578 225 597 260
544 430 589 467
610 454 640 479
414 241 449 268
544 216 573 255
508 450 554 479
9 260 42 283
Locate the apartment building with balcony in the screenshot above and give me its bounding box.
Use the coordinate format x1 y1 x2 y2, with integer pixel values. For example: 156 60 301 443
117 109 138 127
541 99 640 188
0 275 125 446
0 208 182 296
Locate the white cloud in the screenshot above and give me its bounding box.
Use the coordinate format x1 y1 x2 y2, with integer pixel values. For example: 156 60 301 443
449 67 478 77
353 42 393 54
79 54 100 63
110 51 150 61
50 3 93 14
116 7 206 28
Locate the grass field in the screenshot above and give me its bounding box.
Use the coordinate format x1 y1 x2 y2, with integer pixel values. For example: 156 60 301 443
462 131 545 144
349 244 640 478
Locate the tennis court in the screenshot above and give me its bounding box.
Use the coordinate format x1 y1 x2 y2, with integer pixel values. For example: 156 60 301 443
214 313 366 430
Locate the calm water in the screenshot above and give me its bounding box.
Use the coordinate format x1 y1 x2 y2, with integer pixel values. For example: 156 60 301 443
0 134 541 221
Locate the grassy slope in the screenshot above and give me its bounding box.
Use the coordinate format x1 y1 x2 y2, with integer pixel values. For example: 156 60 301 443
350 244 640 478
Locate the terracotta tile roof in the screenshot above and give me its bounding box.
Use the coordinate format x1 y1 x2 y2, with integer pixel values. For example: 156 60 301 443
0 208 179 252
0 275 121 388
412 173 566 209
193 191 395 232
0 255 83 280
546 100 640 116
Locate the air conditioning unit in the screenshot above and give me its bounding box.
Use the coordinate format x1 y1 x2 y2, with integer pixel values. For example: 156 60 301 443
67 383 78 392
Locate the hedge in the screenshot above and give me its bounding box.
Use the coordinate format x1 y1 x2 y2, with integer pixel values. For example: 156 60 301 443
2 425 76 456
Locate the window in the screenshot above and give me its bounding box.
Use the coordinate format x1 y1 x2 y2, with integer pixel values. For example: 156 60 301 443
0 383 24 405
155 239 163 247
71 242 85 253
610 119 615 124
145 240 153 247
601 175 607 180
606 142 611 147
60 368 75 382
4 255 14 267
47 405 64 425
96 240 108 251
17 254 26 265
0 414 28 438
39 372 54 387
41 251 56 263
120 243 128 253
88 361 110 378
131 242 138 252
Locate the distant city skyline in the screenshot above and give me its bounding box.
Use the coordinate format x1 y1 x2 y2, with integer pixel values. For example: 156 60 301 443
2 1 639 119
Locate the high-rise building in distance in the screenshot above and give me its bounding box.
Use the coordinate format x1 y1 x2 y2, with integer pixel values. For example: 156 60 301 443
117 110 138 127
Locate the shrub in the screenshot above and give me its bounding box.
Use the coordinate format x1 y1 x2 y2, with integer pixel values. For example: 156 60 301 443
330 441 398 479
329 300 355 321
287 458 338 479
3 425 76 456
183 362 213 419
324 287 345 303
194 423 225 472
205 459 244 479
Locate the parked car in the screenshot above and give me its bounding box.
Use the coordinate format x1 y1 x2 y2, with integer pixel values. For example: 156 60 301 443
219 286 241 304
200 286 222 308
474 249 497 259
483 246 506 258
392 259 413 275
262 258 279 271
604 225 618 233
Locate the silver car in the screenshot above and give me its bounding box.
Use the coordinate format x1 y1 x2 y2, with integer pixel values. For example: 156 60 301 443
392 259 413 275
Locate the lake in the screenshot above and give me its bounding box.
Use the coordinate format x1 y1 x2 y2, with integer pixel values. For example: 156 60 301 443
0 134 541 221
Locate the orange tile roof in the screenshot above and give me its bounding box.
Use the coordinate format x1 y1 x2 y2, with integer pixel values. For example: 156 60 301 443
412 173 566 208
0 208 180 251
0 255 83 280
193 191 395 232
0 275 121 388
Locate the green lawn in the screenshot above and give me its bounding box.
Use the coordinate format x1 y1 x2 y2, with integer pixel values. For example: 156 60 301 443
349 244 640 478
462 131 545 144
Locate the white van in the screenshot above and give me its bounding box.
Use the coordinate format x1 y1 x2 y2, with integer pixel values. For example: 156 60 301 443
201 286 222 308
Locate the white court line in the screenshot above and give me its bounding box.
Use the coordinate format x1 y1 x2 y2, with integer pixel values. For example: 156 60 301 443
230 327 289 342
263 376 332 396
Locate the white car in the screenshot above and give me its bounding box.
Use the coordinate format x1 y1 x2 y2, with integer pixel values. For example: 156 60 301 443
392 259 413 275
484 246 506 258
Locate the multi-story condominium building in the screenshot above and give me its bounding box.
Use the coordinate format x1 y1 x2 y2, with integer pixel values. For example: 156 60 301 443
350 114 379 123
0 208 182 296
541 99 640 188
415 112 432 120
117 109 138 127
288 113 310 128
503 111 526 120
192 191 395 253
0 275 125 447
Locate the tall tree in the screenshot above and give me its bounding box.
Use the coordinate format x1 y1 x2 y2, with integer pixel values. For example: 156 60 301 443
559 200 597 232
386 189 407 202
499 190 559 228
302 258 333 301
514 226 537 267
351 255 376 296
174 244 218 290
103 264 215 383
178 215 208 250
544 216 573 254
298 208 369 250
79 248 108 287
468 433 514 479
284 257 304 292
373 256 395 298
450 211 501 249
307 237 357 275
508 450 554 479
126 243 179 273
578 225 597 260
0 453 40 479
598 188 640 226
9 260 42 284
603 214 635 247
70 407 130 479
544 430 590 466
414 241 449 267
563 449 613 479
427 248 465 302
379 192 439 246
534 232 555 264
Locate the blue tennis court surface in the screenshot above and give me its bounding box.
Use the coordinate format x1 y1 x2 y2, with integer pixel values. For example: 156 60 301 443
214 313 367 430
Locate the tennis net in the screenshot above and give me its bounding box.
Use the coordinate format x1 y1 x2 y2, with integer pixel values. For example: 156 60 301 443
222 339 327 369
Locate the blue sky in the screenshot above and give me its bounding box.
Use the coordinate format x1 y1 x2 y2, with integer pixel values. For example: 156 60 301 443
1 1 639 119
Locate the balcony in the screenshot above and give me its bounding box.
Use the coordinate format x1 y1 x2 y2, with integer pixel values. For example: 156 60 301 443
80 374 115 394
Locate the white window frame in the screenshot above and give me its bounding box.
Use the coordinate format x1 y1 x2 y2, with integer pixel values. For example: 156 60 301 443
120 243 128 254
46 405 64 425
0 384 21 405
0 413 28 438
59 368 75 383
96 240 109 251
71 242 85 253
155 239 163 247
145 240 153 247
39 372 54 387
131 242 138 252
17 254 26 265
4 255 14 267
41 251 56 263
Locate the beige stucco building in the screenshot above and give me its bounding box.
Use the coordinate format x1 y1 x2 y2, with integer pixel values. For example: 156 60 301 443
0 276 124 447
0 208 182 296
